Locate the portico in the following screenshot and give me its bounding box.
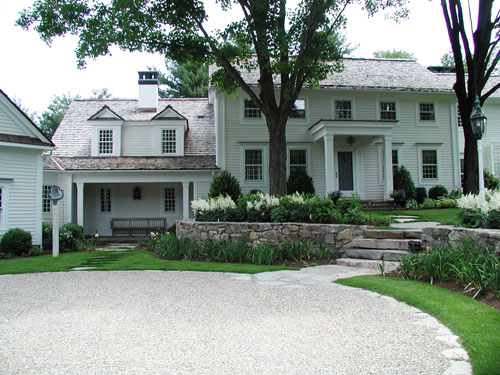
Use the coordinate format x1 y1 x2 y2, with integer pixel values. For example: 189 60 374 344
309 120 398 199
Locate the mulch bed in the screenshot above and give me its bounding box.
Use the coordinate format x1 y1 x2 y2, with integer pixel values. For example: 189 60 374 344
387 271 500 311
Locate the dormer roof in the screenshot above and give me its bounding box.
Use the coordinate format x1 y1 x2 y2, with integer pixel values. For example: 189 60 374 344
88 105 125 121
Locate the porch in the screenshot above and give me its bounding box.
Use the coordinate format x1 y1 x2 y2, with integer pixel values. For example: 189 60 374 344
309 119 398 199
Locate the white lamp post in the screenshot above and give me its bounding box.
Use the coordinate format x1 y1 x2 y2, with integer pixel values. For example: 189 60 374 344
469 95 487 193
49 185 64 257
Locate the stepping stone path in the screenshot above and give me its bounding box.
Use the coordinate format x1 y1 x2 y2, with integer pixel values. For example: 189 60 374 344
70 243 136 271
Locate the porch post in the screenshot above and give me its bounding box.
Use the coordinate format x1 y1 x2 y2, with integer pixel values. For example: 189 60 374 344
76 182 84 227
324 135 335 194
383 135 393 199
182 182 190 220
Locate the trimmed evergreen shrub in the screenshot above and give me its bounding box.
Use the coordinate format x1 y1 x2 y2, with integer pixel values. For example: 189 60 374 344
484 169 500 190
416 187 427 204
428 185 449 200
393 165 416 201
208 170 242 202
0 228 32 257
287 168 315 194
59 223 84 252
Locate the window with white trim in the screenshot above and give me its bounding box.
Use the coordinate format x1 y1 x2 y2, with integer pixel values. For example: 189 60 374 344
164 187 176 212
392 150 399 175
422 150 438 179
100 188 112 213
419 103 435 121
0 187 3 228
43 185 51 213
289 99 306 119
162 129 177 154
244 99 261 118
334 100 352 119
245 149 263 181
99 129 114 154
289 149 307 174
380 102 397 120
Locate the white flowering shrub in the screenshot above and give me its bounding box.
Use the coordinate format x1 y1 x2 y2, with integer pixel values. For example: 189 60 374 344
246 192 280 222
191 195 237 221
457 190 500 228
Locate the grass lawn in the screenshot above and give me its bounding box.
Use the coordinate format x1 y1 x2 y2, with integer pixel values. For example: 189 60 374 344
365 208 460 226
0 250 297 276
335 275 500 375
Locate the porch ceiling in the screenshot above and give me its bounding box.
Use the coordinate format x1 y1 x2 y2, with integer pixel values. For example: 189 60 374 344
309 120 398 141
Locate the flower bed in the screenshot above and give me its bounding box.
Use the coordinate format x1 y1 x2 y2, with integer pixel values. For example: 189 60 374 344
457 189 500 228
191 192 367 224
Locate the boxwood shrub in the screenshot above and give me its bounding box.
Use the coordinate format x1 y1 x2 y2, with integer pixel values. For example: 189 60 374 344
0 228 32 257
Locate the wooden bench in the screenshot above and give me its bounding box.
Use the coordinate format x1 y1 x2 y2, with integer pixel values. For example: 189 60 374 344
110 218 167 237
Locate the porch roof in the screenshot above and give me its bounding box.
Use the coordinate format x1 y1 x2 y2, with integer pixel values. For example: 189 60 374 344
309 119 398 141
43 155 218 171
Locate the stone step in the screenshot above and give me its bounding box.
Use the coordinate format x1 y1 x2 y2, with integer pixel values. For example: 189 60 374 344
336 258 400 273
363 229 422 240
341 248 409 261
352 238 415 250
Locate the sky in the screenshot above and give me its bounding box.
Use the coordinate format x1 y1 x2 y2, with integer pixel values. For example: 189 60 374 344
0 0 451 116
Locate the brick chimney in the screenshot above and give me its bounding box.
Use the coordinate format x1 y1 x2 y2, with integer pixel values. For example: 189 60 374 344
138 71 158 111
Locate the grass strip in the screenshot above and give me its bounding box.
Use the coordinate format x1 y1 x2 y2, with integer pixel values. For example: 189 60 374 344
365 208 460 225
0 250 297 275
335 275 500 375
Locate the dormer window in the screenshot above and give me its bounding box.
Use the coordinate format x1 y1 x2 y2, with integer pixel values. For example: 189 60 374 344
162 129 177 154
99 129 114 154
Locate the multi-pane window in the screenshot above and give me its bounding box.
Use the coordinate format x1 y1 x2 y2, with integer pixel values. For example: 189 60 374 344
289 99 306 119
419 103 435 121
392 150 399 175
289 149 307 174
245 149 263 181
43 185 51 213
334 100 352 119
380 102 397 120
164 187 176 212
99 129 113 154
422 150 438 179
100 188 112 213
244 99 261 118
457 105 462 127
162 129 176 154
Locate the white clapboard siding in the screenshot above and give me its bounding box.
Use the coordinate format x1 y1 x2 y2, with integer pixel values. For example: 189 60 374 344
0 106 30 136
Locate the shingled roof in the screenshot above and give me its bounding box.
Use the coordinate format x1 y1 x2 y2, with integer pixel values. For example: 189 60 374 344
210 58 454 93
46 98 217 171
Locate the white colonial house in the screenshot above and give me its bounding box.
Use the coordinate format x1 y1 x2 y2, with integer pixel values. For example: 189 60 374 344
0 89 54 245
42 59 499 236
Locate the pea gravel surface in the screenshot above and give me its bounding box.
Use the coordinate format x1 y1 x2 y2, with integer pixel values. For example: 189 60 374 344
0 269 461 375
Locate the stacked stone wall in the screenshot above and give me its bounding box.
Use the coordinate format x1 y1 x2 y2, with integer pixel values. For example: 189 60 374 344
176 220 368 256
422 226 500 255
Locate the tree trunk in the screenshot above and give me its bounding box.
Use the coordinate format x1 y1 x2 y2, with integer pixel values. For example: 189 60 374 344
267 117 288 196
462 118 479 194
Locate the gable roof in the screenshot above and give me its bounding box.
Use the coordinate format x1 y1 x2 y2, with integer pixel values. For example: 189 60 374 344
210 58 454 93
49 98 215 168
151 105 188 121
88 105 125 121
0 89 54 148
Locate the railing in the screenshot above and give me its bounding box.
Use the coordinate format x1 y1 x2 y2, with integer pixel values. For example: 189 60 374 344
110 218 167 237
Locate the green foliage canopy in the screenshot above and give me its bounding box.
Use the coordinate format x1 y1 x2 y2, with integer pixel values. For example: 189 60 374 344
157 60 209 98
373 49 415 59
18 0 408 194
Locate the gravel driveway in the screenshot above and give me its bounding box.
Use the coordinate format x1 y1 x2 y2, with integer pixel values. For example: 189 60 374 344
0 268 470 374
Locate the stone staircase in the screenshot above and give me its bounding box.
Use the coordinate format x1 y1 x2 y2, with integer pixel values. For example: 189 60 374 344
337 229 422 272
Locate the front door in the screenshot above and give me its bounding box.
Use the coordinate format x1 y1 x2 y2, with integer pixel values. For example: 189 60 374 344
338 151 353 191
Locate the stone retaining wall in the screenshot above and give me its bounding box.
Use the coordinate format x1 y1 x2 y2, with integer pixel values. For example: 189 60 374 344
176 220 368 255
422 226 500 255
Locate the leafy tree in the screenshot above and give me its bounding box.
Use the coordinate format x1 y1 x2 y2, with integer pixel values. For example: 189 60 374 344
373 49 415 59
18 0 408 195
91 88 112 99
37 93 79 139
440 51 455 67
441 0 500 193
156 60 208 98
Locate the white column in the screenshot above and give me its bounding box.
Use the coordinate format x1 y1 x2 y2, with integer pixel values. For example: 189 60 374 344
52 201 59 257
383 135 393 199
478 139 485 193
324 135 335 194
76 182 84 227
182 182 190 220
